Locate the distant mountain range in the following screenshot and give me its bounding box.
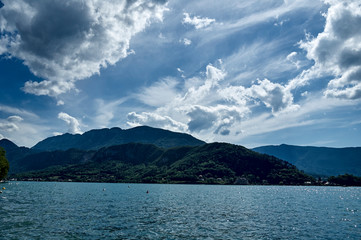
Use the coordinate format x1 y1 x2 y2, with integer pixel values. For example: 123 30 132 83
0 126 360 182
253 144 361 176
33 126 205 151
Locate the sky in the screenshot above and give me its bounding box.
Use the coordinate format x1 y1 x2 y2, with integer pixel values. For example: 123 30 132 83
0 0 361 148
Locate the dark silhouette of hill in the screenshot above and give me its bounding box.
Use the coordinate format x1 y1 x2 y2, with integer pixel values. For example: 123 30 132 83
253 144 361 176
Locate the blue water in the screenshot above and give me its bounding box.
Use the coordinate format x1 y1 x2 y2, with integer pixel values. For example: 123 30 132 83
0 182 360 239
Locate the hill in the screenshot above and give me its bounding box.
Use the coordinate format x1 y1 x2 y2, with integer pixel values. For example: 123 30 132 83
32 126 205 151
1 126 205 174
0 139 34 174
253 144 361 176
12 142 314 185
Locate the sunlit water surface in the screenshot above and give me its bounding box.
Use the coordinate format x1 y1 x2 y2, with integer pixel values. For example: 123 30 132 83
0 182 360 239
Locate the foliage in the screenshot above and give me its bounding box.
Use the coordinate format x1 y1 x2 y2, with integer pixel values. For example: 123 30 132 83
12 142 315 185
0 147 10 180
328 174 361 186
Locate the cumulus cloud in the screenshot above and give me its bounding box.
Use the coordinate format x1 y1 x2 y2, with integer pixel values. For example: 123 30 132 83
58 112 82 134
298 0 361 99
187 105 217 132
246 79 299 113
126 61 301 138
0 0 168 97
126 64 251 136
127 112 188 132
182 12 215 29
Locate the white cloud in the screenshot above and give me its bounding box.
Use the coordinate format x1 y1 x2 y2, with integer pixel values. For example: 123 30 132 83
93 98 128 128
239 94 357 139
181 38 192 46
297 0 361 99
0 0 168 97
22 80 77 97
182 12 215 29
126 60 303 139
127 64 248 136
7 115 23 122
56 100 65 106
0 115 23 132
0 104 38 119
127 112 188 132
195 0 323 46
246 79 299 114
0 110 49 147
286 51 301 69
135 77 179 107
0 122 19 132
0 133 3 140
58 112 82 134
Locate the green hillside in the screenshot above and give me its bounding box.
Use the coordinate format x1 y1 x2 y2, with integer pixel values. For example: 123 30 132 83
13 142 314 185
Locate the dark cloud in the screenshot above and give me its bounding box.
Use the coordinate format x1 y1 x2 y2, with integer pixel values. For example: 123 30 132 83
187 106 217 132
339 49 361 69
0 0 168 97
219 129 230 136
18 1 93 60
248 79 298 114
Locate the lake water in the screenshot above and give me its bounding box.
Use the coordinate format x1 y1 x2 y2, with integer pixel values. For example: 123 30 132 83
0 182 360 240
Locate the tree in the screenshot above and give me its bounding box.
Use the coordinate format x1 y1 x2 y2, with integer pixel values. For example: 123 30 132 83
0 147 10 180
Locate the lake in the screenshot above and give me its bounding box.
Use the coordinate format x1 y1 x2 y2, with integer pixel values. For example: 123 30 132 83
0 182 360 239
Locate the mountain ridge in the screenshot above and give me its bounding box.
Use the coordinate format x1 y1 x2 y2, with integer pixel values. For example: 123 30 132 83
13 142 314 185
32 126 205 151
253 144 361 176
1 127 360 178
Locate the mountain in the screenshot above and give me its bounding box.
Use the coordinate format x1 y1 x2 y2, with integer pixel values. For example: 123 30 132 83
253 144 361 176
13 142 314 185
32 126 205 151
1 126 205 173
0 138 18 150
0 139 34 174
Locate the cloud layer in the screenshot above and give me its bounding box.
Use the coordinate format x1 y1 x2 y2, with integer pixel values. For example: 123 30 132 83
0 0 168 97
127 63 298 138
299 0 361 99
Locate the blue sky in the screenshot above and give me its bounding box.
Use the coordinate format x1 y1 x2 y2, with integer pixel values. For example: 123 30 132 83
0 0 361 148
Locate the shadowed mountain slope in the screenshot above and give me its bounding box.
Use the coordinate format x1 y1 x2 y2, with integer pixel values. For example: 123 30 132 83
253 144 361 176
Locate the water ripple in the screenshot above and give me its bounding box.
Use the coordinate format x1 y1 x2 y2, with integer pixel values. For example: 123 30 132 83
0 182 360 239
